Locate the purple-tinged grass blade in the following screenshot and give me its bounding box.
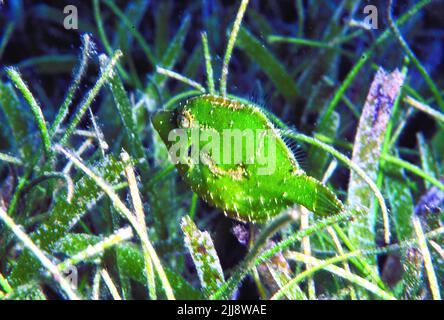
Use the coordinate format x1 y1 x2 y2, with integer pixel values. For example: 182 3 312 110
348 67 405 252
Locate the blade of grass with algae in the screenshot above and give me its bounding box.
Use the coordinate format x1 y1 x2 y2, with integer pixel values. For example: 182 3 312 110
347 68 405 258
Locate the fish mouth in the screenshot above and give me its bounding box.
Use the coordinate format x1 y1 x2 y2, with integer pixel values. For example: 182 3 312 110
151 109 176 142
151 109 191 174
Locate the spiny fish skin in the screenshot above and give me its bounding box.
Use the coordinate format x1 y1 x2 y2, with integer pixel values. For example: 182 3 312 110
152 94 344 223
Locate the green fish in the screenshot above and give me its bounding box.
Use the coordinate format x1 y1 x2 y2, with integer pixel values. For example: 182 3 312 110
151 94 344 223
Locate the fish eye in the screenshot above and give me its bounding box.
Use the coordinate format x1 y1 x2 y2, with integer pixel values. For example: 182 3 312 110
176 110 193 128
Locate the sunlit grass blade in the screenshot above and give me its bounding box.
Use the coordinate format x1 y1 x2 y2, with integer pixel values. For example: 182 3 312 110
56 227 133 271
156 66 205 93
6 68 52 158
0 81 32 157
283 251 396 300
100 269 122 300
60 50 122 145
220 0 250 97
201 32 215 95
268 35 339 49
412 216 442 300
405 95 444 124
0 272 12 294
121 151 156 300
300 208 316 299
51 34 92 136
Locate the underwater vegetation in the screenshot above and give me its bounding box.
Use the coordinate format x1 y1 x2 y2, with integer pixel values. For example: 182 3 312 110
0 0 443 300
